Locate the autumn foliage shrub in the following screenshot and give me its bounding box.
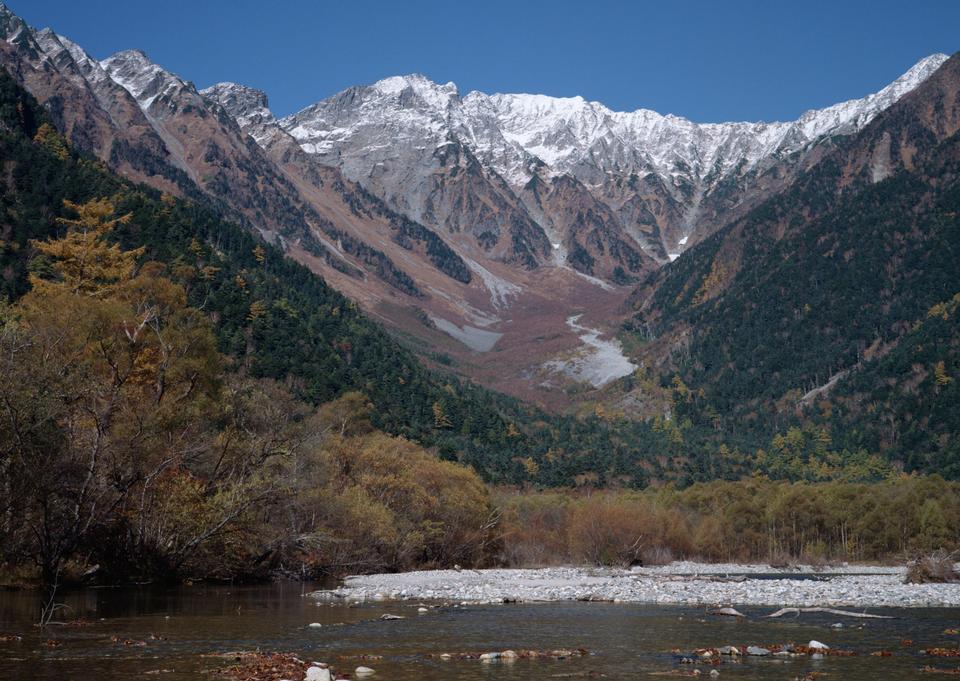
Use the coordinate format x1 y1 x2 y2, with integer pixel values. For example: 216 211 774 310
495 491 692 567
567 495 656 566
497 492 573 566
281 427 496 575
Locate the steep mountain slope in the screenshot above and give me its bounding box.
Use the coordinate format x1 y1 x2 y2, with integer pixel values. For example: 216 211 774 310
0 6 187 194
0 5 646 410
199 80 650 408
0 6 447 305
0 8 305 238
281 57 946 268
625 52 960 474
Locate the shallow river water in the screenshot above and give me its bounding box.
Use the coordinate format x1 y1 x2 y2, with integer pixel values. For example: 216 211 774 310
1 582 958 680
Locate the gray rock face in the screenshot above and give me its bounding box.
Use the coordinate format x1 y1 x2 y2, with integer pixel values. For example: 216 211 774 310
201 82 277 144
276 56 948 266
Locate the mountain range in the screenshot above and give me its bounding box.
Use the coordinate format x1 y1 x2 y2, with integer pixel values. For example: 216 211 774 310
1 2 958 478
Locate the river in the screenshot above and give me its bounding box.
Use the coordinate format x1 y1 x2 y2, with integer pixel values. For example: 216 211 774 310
1 582 958 680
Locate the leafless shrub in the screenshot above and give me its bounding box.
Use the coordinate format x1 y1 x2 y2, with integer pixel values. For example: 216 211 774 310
904 550 960 584
640 546 674 566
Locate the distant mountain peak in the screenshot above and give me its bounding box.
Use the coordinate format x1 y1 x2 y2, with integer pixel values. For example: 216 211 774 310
202 82 271 117
201 81 275 137
274 53 949 262
0 2 31 45
374 73 458 94
896 52 950 84
101 49 193 107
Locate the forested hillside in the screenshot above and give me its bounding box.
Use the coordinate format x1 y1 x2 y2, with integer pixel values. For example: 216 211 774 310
625 53 960 477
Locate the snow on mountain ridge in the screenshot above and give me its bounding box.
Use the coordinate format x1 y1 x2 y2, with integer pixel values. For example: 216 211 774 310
100 49 194 113
282 55 948 194
275 56 948 261
282 73 461 157
201 82 276 143
462 52 950 190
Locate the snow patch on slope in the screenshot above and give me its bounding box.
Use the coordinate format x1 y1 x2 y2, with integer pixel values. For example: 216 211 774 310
431 316 503 352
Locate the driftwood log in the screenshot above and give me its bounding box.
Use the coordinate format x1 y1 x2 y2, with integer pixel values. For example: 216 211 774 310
708 607 746 617
765 607 894 619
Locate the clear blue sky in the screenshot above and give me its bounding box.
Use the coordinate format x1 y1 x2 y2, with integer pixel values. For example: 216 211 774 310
13 0 960 122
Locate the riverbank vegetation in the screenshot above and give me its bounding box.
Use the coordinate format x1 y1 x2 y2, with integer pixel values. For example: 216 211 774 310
0 195 497 586
495 477 960 567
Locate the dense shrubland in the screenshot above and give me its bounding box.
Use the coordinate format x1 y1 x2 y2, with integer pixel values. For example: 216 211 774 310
496 476 960 567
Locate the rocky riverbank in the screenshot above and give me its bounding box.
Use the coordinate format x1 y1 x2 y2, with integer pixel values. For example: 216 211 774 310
311 563 960 608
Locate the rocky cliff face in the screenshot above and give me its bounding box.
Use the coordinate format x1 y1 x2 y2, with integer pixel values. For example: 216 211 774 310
280 57 947 265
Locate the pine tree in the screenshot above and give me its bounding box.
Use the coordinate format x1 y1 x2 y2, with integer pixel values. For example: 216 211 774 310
33 122 69 160
248 300 268 321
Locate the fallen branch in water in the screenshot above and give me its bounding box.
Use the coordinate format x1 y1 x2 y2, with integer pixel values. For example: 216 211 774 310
708 607 746 617
766 607 894 619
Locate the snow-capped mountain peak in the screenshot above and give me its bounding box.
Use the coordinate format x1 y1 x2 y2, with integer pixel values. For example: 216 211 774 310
271 54 948 263
790 53 949 141
0 2 30 45
100 49 195 112
281 54 949 194
373 73 459 104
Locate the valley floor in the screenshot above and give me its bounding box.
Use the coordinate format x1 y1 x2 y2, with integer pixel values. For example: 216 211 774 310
313 562 960 608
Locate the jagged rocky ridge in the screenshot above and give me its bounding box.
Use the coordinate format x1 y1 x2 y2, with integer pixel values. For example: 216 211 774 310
3 0 942 287
0 4 478 303
278 57 947 267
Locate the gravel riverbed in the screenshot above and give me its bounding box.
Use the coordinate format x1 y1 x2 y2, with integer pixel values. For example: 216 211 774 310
311 563 960 608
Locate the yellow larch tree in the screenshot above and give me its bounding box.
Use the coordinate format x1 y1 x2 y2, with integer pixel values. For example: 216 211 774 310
29 198 143 297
